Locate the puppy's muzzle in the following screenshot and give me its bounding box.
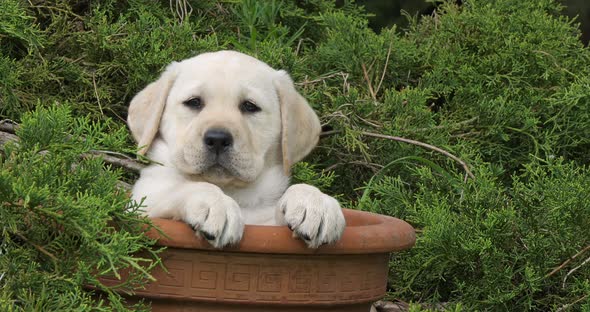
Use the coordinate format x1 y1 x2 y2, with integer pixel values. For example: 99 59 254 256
203 128 233 155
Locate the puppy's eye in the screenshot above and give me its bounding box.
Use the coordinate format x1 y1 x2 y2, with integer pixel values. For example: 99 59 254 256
240 100 261 113
183 97 203 110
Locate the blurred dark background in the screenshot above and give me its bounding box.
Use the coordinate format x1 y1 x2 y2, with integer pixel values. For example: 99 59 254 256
355 0 590 45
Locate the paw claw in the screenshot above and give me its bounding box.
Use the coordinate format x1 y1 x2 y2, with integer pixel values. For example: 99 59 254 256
279 184 346 249
184 187 244 249
201 231 215 241
299 232 311 241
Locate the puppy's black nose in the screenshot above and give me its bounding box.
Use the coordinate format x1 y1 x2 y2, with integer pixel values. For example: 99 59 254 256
203 129 233 154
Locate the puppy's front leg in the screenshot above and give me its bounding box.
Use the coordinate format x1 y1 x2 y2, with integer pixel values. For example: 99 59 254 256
139 182 244 248
278 184 346 248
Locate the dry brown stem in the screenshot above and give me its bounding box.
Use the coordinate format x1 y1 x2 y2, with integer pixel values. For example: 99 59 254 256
563 254 590 288
361 63 377 101
546 245 590 278
375 42 393 97
319 129 475 179
556 295 589 312
13 232 58 264
360 131 475 179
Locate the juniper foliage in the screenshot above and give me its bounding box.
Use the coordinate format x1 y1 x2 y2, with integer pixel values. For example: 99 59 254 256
1 0 589 310
0 106 160 311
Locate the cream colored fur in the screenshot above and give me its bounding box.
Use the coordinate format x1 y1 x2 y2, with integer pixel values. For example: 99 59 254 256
128 51 345 248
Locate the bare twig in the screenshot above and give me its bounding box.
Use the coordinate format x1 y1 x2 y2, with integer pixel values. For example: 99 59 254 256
92 73 104 115
556 295 588 312
563 255 590 288
412 117 479 132
546 245 590 278
116 181 133 191
361 63 377 101
85 151 145 172
358 117 383 129
366 58 378 76
29 4 85 21
533 50 577 78
375 42 393 97
319 128 475 179
170 0 193 23
295 38 303 56
320 130 341 138
90 149 135 160
360 131 475 179
320 107 354 127
295 72 349 87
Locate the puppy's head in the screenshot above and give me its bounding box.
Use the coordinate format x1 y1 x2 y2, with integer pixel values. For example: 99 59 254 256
128 51 320 186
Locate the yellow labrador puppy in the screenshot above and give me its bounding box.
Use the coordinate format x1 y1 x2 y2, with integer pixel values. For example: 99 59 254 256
128 51 345 248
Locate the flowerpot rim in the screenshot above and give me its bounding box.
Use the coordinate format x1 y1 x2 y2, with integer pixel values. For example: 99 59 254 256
146 208 415 255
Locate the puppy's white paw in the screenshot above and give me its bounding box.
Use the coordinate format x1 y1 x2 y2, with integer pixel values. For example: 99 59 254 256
278 184 346 248
184 184 244 248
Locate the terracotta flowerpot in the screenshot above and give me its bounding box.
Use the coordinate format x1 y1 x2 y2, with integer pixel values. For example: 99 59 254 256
100 209 415 312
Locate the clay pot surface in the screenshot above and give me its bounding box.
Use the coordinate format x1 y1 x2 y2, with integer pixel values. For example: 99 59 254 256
100 209 415 312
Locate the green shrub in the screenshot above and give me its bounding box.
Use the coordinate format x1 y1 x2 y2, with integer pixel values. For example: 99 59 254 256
1 0 589 310
0 106 160 311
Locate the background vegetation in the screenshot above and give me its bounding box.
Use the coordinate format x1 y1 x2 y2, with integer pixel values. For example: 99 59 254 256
1 0 589 310
356 0 590 45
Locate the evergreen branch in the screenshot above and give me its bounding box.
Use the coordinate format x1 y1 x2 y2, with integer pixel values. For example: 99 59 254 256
359 155 456 208
324 160 383 172
121 256 157 282
0 127 145 173
12 232 58 270
28 4 85 21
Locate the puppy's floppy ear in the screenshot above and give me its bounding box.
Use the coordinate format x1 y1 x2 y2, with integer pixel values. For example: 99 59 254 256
275 70 321 175
127 62 178 155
